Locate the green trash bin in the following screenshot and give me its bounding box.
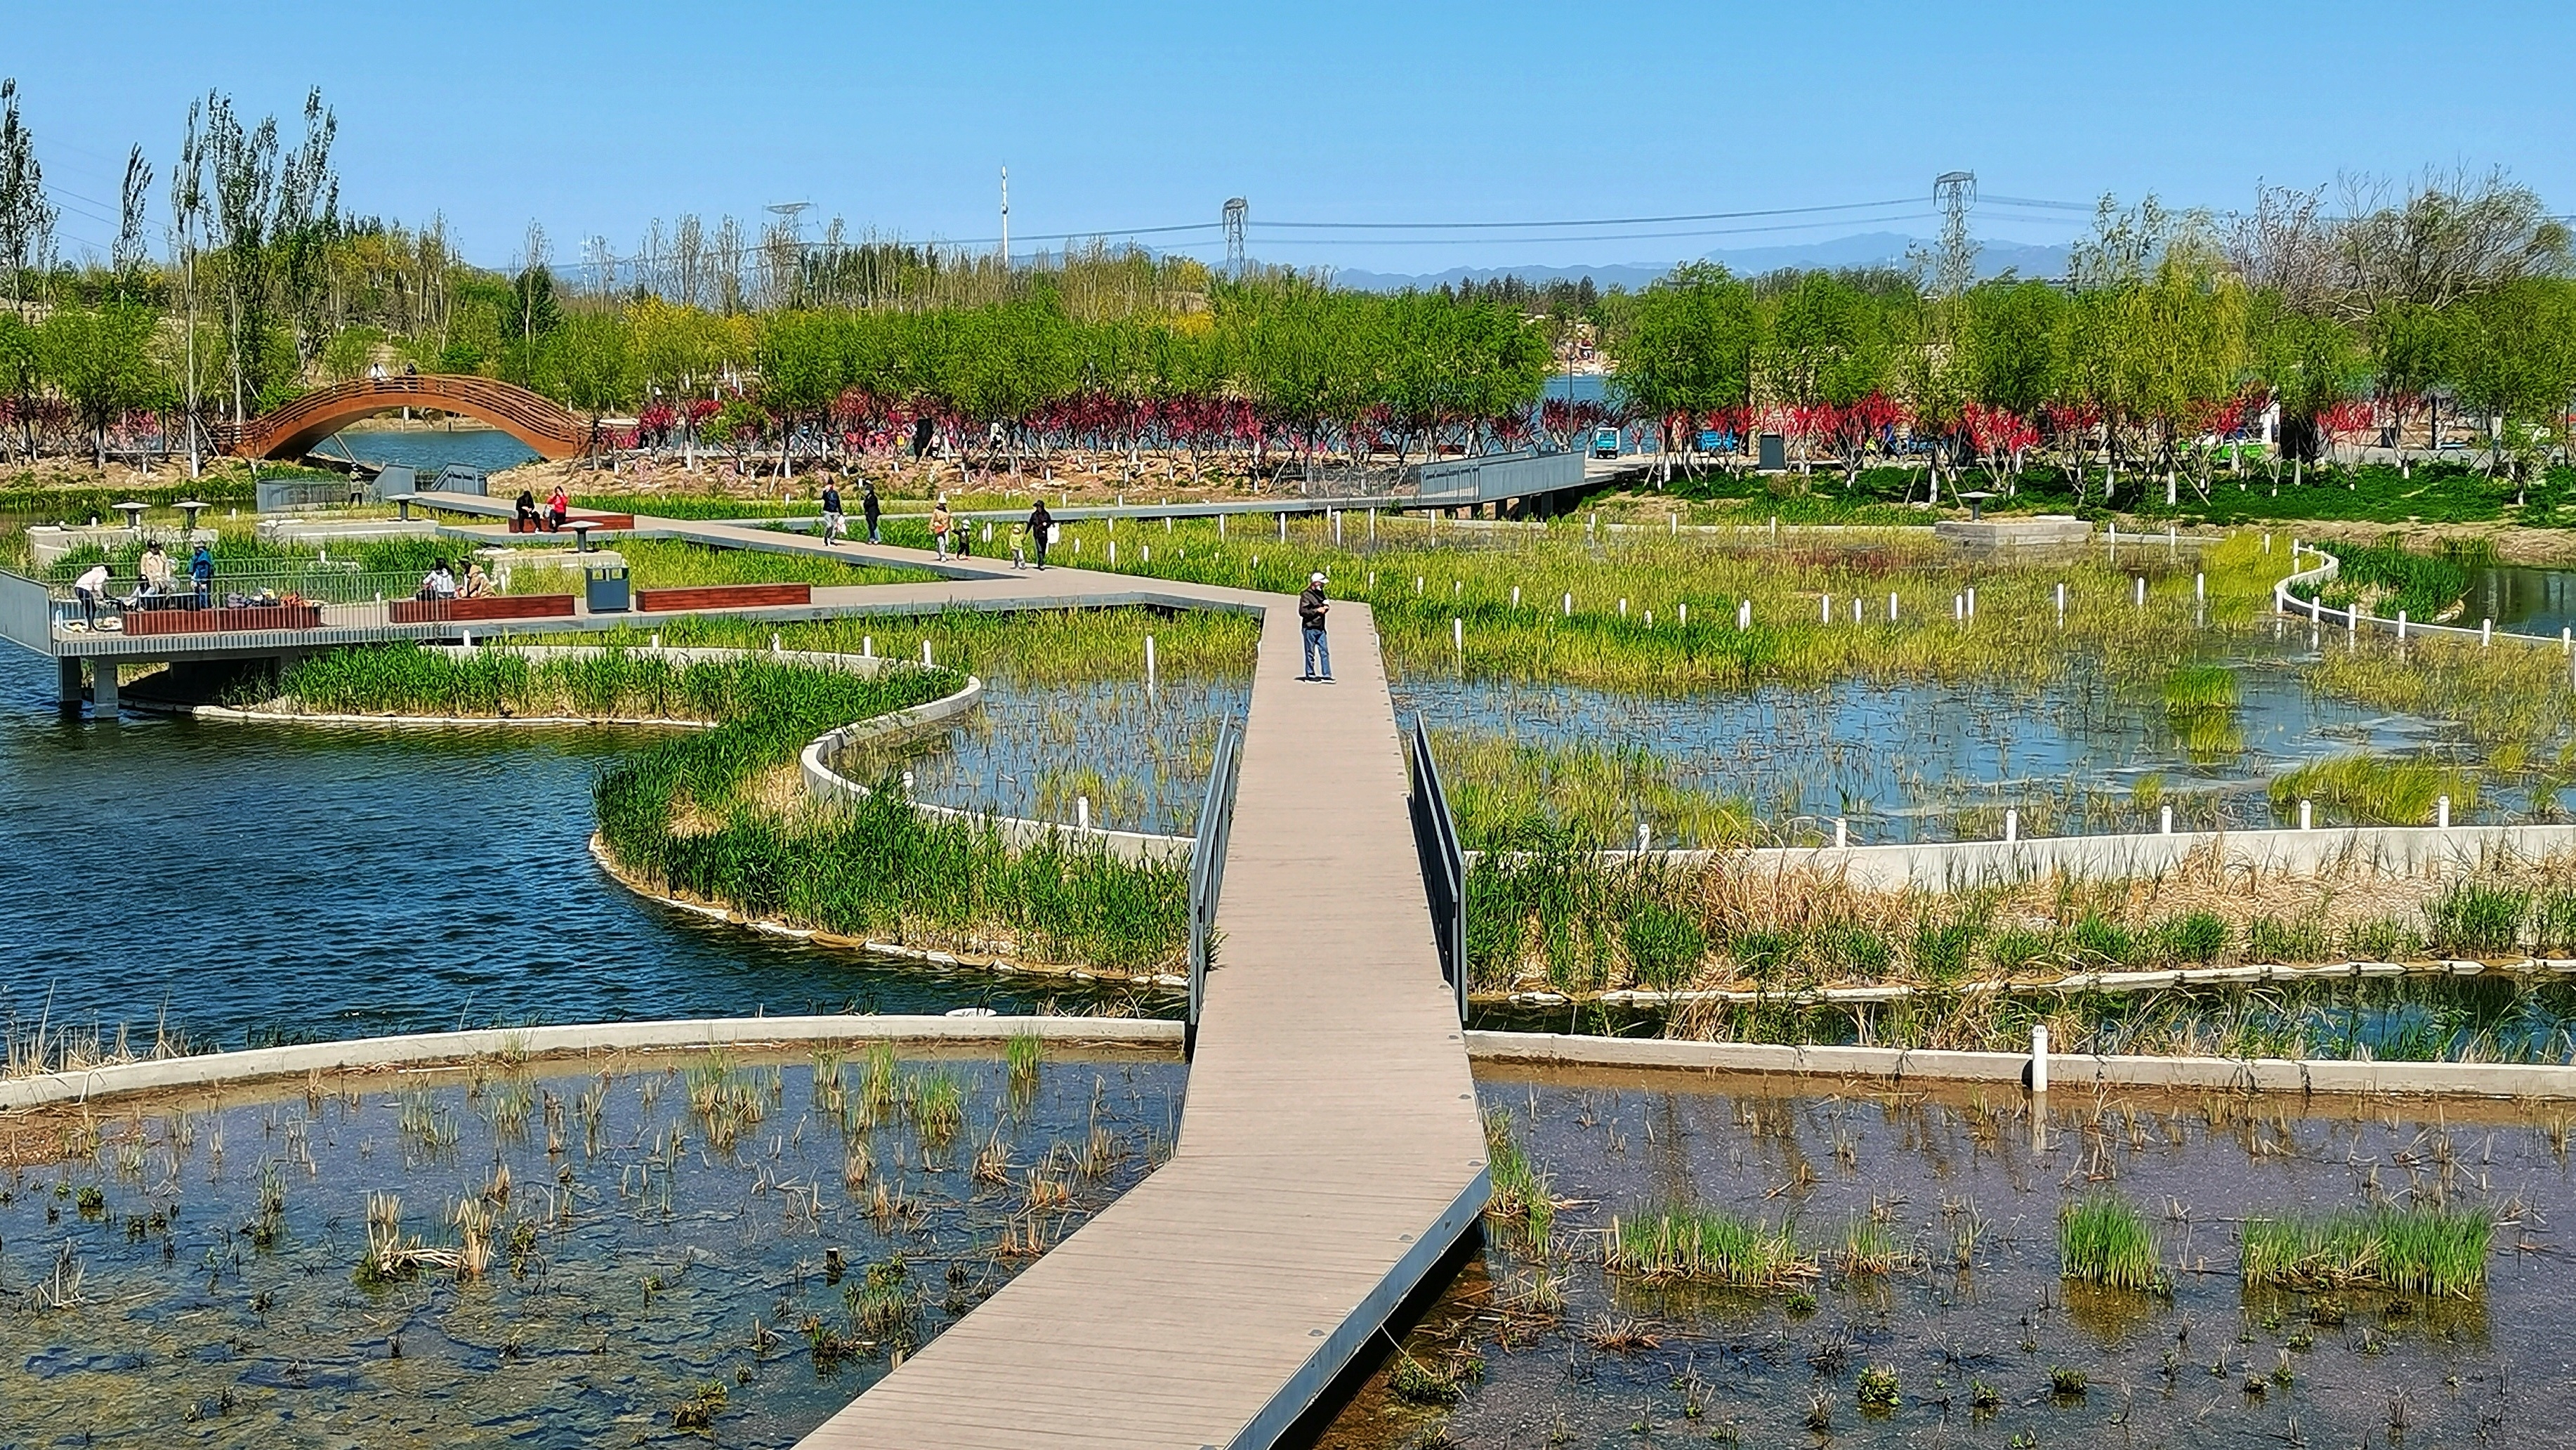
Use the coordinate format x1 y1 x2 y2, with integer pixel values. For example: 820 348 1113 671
585 563 630 614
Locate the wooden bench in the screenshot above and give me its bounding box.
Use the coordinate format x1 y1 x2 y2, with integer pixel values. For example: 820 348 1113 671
122 603 324 636
388 594 577 625
509 511 636 534
636 583 812 613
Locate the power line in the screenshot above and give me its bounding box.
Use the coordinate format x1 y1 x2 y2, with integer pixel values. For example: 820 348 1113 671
1254 197 1939 231
1246 214 1942 247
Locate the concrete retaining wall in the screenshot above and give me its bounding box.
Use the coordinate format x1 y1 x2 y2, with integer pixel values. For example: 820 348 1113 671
1464 1031 2576 1099
0 1014 1185 1112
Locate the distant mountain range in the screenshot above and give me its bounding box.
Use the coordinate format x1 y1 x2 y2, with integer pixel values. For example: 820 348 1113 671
1323 233 2073 292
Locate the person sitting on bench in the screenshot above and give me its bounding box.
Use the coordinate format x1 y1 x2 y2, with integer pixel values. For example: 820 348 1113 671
461 561 494 598
418 561 459 600
547 486 570 532
515 490 540 533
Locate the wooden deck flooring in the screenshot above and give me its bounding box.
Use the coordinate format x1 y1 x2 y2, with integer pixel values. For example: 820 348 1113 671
794 599 1488 1447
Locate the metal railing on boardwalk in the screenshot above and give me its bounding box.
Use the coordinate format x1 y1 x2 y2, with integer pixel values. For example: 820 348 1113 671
1185 714 1244 1057
1407 714 1468 1023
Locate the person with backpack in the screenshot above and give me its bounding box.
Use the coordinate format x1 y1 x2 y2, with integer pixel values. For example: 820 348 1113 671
820 481 846 546
1027 499 1053 570
1299 572 1332 681
861 478 882 544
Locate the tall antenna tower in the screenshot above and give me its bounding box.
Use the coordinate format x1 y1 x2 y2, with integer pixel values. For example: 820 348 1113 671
1931 171 1978 297
999 166 1010 265
1222 197 1247 277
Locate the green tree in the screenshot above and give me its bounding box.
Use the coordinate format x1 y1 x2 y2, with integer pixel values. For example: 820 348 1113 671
41 302 169 465
1610 263 1758 478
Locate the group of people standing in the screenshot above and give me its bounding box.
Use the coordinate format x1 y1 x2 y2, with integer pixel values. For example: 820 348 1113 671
70 542 216 624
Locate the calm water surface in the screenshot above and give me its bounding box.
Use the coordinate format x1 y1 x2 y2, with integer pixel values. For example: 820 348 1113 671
0 651 1158 1052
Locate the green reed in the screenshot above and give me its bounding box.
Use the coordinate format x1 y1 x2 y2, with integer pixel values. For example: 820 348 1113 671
2058 1194 2169 1292
2269 754 2479 827
1603 1205 1815 1288
2239 1205 2490 1297
601 607 1260 688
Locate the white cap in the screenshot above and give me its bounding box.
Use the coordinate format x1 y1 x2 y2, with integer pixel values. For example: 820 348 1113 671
1310 572 1327 584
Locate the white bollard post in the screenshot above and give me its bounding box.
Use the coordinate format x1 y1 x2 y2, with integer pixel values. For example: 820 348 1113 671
2299 798 2313 830
1563 592 1574 618
1452 617 1463 653
1953 594 1964 622
1679 603 1688 627
651 632 662 651
1334 511 1342 544
1077 795 1090 832
862 635 872 658
902 769 914 794
1966 586 1977 621
1219 514 1227 539
2056 581 2066 625
2438 794 2451 829
462 631 472 649
2004 808 2018 843
1888 592 1898 622
2030 1026 2049 1095
2195 572 2204 602
1738 599 1752 632
1822 594 1832 624
1416 576 1424 595
1109 539 1117 566
1369 509 1376 540
1637 821 1652 854
2398 610 2407 641
1278 513 1287 542
2161 804 2173 835
772 633 782 654
1145 634 1157 693
1619 598 1629 618
2135 576 2146 608
1165 514 1172 533
2483 618 2493 647
922 640 933 667
1142 544 1150 563
1511 585 1520 610
1834 818 1848 848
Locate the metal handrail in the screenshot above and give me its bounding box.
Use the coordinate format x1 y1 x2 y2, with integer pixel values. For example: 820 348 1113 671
1185 714 1245 1058
1406 714 1468 1023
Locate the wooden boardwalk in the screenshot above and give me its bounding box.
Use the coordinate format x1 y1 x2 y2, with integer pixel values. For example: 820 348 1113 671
794 597 1490 1446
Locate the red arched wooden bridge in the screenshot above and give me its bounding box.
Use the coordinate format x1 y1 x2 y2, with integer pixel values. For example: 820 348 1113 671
219 374 587 460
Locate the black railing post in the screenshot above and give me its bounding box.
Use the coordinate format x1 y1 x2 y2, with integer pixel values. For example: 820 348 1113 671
1406 714 1468 1024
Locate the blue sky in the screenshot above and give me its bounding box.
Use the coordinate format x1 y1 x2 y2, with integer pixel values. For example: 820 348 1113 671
11 0 2575 277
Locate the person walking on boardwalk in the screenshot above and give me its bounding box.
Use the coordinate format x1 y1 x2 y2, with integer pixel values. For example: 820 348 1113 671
860 478 882 544
1299 571 1333 681
1027 499 1052 570
931 497 954 559
820 481 846 546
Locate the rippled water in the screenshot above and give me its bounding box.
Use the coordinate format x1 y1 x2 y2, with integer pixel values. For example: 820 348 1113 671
0 651 1159 1053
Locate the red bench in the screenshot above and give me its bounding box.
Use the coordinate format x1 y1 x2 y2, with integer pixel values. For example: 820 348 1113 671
509 511 636 534
121 603 325 636
636 584 813 613
388 594 578 625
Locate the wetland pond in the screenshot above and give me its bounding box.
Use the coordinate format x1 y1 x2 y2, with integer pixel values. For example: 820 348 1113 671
1324 1069 2573 1450
0 1046 1181 1446
0 651 1168 1057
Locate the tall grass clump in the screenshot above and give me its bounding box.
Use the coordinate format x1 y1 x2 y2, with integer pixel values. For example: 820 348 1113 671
593 655 1188 970
2424 880 2531 957
2240 1205 2490 1297
1435 731 1754 851
2311 535 2489 622
2160 664 2240 715
1481 1110 1555 1248
2270 754 2476 826
2058 1194 2168 1293
1603 1206 1815 1288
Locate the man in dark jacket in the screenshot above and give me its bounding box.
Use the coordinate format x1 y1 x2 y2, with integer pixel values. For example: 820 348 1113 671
820 481 845 545
1027 499 1053 570
861 479 882 544
1299 572 1332 681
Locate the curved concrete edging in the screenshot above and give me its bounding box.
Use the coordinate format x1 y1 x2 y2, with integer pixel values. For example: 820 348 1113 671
586 832 1191 988
799 689 1195 866
0 1014 1185 1113
1464 1030 2576 1099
